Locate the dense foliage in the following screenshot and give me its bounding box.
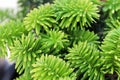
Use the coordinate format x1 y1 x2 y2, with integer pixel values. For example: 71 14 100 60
0 0 120 80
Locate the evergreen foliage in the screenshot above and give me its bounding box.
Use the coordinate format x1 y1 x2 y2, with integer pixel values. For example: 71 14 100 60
66 41 104 80
10 33 41 74
1 0 120 79
24 3 57 34
40 30 69 55
54 0 99 30
0 20 26 56
69 29 99 45
101 28 120 79
105 18 120 31
31 55 75 80
102 0 120 18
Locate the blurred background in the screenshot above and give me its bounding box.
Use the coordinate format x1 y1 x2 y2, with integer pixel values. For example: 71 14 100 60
0 0 18 9
0 0 53 24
